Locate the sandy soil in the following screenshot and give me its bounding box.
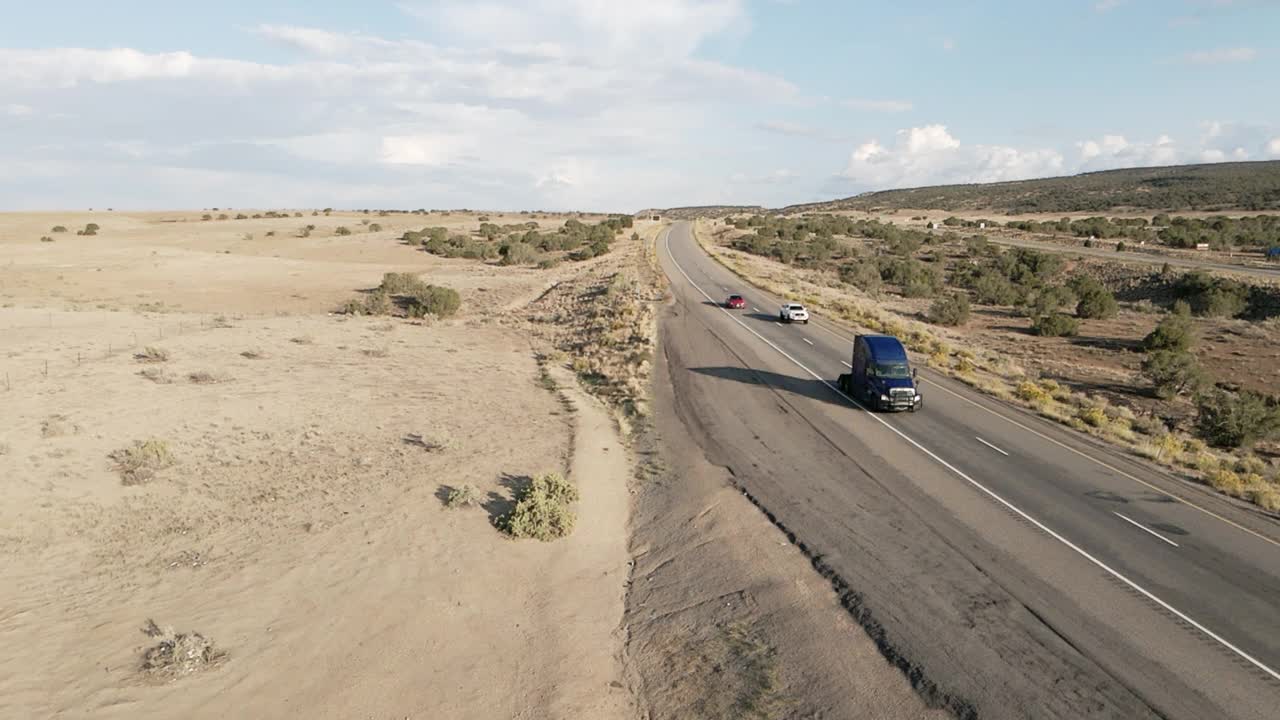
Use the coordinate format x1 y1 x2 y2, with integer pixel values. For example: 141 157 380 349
0 211 633 719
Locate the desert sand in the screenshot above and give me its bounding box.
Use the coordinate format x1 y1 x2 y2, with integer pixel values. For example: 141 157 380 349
0 210 633 719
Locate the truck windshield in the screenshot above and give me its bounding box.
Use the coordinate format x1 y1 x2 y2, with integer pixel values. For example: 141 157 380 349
874 362 911 379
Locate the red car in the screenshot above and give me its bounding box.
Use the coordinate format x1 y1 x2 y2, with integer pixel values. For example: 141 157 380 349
725 294 746 309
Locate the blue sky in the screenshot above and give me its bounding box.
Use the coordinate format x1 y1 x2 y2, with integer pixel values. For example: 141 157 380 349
1 0 1276 211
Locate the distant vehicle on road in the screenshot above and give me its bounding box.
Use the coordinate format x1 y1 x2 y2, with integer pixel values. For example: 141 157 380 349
725 294 746 309
779 303 809 324
838 334 922 412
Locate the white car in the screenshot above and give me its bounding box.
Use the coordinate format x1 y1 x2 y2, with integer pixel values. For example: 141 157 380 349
779 303 809 324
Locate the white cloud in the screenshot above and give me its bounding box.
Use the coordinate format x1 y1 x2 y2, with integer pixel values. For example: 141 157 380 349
941 38 956 51
5 103 33 116
0 1 797 211
841 98 913 112
1076 133 1178 170
840 125 1064 189
1094 0 1125 12
1185 47 1257 64
1268 138 1280 157
255 25 356 56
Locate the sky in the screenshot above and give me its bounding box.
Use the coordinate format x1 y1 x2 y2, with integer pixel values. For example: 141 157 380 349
1 0 1277 211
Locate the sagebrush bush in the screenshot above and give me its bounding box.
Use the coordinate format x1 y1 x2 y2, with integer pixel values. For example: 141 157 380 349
334 226 352 236
501 472 579 540
406 285 461 319
500 242 539 266
444 484 479 509
380 272 425 295
51 225 68 233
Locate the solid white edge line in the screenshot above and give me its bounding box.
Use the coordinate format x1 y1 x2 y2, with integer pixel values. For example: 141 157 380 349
1114 512 1181 548
802 337 814 345
841 360 853 368
753 307 760 312
662 226 1280 683
975 437 1010 457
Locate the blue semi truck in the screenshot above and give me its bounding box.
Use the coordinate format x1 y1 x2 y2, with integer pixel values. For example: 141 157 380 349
837 334 923 412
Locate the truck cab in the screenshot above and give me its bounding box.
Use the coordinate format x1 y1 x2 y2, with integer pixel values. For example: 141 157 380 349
837 335 922 412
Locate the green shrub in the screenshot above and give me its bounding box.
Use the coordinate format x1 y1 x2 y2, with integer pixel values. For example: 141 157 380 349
971 273 1020 305
500 472 579 541
1031 313 1078 337
1115 241 1127 252
1142 302 1194 352
1022 285 1077 318
1141 350 1204 399
1174 271 1249 318
839 262 882 294
406 285 461 319
1070 276 1118 319
334 226 352 236
368 223 382 232
1196 389 1280 449
51 225 68 233
928 292 971 326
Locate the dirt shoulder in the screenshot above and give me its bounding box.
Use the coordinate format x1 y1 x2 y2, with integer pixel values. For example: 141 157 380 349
0 210 635 720
620 231 946 720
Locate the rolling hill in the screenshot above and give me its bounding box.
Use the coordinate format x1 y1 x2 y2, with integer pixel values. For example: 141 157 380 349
777 160 1280 215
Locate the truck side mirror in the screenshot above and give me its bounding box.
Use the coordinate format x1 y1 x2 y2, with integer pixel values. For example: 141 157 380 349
912 368 918 379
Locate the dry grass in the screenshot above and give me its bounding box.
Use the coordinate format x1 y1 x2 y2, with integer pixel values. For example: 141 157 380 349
187 371 229 385
290 335 314 345
110 439 175 485
239 349 265 360
134 346 170 363
40 414 80 438
360 347 390 358
138 367 175 384
139 619 224 680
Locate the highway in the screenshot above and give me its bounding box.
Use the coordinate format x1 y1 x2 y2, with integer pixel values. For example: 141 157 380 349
656 222 1280 720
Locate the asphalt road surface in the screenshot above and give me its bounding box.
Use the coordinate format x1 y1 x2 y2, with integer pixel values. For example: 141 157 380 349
657 222 1280 720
